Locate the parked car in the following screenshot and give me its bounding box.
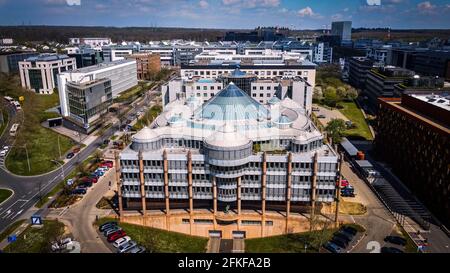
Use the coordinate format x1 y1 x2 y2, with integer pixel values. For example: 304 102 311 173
81 177 97 183
78 181 93 188
103 139 110 145
104 226 122 237
71 188 87 195
384 236 407 246
2 146 10 151
381 247 404 253
341 179 349 187
107 230 126 242
77 184 89 189
99 221 117 232
97 167 108 172
72 147 81 153
341 226 358 236
117 241 137 253
333 231 353 243
127 246 146 253
312 107 320 112
317 114 326 119
0 150 7 157
323 241 342 253
331 236 348 249
113 236 131 248
66 152 75 159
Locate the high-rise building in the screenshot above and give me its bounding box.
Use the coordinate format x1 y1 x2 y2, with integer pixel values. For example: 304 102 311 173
19 54 77 94
376 92 450 228
331 21 352 45
0 52 39 74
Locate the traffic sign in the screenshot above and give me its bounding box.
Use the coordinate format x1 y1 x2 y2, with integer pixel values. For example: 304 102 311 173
31 215 42 225
7 235 17 243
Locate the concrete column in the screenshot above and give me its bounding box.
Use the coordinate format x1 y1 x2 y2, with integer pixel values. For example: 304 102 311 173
335 153 344 227
286 152 292 234
114 152 124 221
163 149 170 230
237 176 241 230
310 152 319 222
212 176 217 230
261 152 267 237
187 151 194 235
138 150 146 216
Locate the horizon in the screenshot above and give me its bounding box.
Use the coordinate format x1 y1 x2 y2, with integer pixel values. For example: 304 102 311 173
0 0 449 30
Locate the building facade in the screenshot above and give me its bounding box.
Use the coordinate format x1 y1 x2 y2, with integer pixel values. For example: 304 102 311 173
0 52 39 74
58 59 138 117
376 93 450 228
364 66 415 111
348 56 376 89
126 53 161 80
63 78 112 133
331 21 352 45
19 54 77 94
118 83 339 234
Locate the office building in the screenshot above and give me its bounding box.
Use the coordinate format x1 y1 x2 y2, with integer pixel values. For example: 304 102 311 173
348 57 377 89
376 92 450 228
102 45 137 62
224 27 287 42
68 48 104 68
126 53 161 81
118 83 339 237
63 78 112 134
364 66 415 111
58 59 138 117
162 69 313 113
411 50 450 80
331 21 352 45
0 52 39 73
0 38 13 45
69 37 111 47
313 42 333 64
19 54 77 94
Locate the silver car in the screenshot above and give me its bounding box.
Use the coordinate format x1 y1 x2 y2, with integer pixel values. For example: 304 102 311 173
117 241 137 253
126 246 146 253
104 226 122 237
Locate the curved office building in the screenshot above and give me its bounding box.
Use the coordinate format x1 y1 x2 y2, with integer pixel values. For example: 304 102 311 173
119 83 339 216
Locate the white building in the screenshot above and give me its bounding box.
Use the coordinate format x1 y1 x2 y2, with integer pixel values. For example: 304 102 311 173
57 59 138 117
162 72 313 114
19 54 77 94
0 38 14 45
69 37 112 48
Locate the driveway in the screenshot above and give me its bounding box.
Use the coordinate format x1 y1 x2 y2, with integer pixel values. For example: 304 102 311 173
313 104 349 126
47 166 116 253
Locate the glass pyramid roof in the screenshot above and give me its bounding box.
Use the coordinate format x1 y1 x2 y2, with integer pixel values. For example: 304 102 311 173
194 83 269 122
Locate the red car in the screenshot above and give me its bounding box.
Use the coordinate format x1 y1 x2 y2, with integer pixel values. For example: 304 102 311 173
102 160 114 168
107 230 126 242
341 180 349 187
81 177 98 183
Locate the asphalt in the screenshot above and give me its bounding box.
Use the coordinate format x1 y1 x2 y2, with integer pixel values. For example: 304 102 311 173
0 88 159 234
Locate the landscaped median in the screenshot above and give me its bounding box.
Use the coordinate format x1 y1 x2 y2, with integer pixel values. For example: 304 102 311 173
0 74 76 176
0 188 13 204
2 220 66 253
95 218 208 253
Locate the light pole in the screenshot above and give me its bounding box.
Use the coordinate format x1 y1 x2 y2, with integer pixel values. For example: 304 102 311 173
51 159 65 180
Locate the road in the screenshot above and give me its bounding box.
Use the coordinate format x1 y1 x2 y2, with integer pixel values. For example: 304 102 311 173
0 87 160 234
48 166 115 253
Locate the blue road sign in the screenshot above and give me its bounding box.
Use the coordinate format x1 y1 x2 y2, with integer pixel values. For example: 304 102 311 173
31 215 42 225
7 235 17 243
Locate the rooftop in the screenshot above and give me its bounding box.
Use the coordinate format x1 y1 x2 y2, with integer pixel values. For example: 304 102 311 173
25 53 71 62
65 59 135 74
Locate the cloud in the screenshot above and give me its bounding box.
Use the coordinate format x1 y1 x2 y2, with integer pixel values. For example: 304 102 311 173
417 1 436 13
199 0 209 8
222 0 280 8
297 6 314 17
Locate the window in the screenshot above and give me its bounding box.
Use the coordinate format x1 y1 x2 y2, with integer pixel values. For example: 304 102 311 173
252 86 256 90
259 93 263 97
252 93 256 97
267 86 271 90
267 93 271 97
196 86 200 90
260 86 264 90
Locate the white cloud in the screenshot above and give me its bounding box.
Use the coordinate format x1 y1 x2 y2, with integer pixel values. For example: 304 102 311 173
222 0 280 8
199 0 209 8
297 6 314 17
417 1 436 12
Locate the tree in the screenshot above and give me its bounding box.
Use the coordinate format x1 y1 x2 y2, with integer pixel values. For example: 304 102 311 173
323 86 339 107
325 119 346 144
93 149 104 163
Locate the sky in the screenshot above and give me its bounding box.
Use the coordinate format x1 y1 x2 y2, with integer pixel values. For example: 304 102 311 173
0 0 449 29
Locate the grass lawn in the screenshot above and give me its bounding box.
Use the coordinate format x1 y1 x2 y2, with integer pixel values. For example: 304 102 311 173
0 219 26 243
133 104 162 131
0 188 13 204
398 226 419 253
337 101 373 140
96 218 208 253
1 82 75 175
0 109 8 136
4 220 65 253
245 223 366 253
326 198 367 215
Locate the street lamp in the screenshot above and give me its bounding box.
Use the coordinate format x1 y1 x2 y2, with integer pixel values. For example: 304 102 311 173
51 159 65 180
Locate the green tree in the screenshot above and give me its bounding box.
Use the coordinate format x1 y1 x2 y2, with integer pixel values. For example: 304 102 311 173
325 119 346 144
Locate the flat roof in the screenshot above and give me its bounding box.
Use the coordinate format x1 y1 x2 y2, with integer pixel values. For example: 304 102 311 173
410 93 450 112
355 160 373 169
340 137 358 157
68 59 135 73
